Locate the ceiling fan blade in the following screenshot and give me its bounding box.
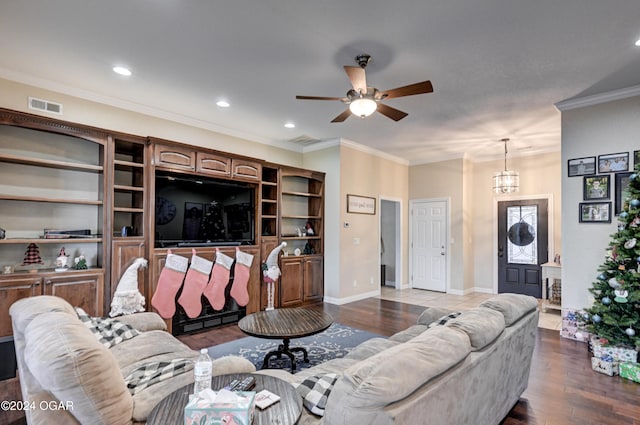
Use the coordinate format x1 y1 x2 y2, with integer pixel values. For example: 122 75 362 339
296 95 342 101
383 80 433 99
344 66 367 93
331 109 352 123
377 103 408 121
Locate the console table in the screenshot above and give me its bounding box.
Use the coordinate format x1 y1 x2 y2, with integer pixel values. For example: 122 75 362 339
541 262 562 311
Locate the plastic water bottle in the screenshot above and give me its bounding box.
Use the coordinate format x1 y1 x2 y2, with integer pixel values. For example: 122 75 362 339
193 348 212 395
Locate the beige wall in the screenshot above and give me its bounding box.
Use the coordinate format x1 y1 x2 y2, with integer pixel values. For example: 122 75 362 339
561 95 640 309
337 144 409 301
471 152 562 292
0 78 303 166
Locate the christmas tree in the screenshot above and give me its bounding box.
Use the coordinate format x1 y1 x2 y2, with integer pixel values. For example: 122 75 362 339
585 165 640 350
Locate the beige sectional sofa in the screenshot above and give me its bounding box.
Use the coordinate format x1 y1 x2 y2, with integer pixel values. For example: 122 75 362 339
259 293 539 425
10 295 256 425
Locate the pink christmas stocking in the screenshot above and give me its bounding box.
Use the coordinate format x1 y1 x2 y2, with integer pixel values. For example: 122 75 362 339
178 249 213 318
203 249 234 310
151 250 189 319
230 247 254 307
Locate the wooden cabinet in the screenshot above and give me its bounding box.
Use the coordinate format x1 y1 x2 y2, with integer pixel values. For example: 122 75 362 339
279 255 323 307
112 135 147 238
260 166 279 238
111 238 147 301
0 270 104 338
232 158 261 180
153 143 195 170
197 152 231 176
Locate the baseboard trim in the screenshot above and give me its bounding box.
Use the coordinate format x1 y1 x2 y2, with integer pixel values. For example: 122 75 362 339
324 289 380 305
473 287 496 294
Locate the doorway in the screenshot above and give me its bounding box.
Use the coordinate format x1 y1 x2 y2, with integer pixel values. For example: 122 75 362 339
380 197 401 289
497 198 549 297
410 199 448 292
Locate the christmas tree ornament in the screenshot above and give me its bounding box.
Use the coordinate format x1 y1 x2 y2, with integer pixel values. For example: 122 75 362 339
618 223 626 231
614 289 629 303
602 296 612 305
620 211 629 219
608 277 621 289
630 199 640 208
582 312 590 321
599 273 607 281
592 314 602 323
626 327 636 337
624 238 637 249
619 264 626 271
631 173 638 180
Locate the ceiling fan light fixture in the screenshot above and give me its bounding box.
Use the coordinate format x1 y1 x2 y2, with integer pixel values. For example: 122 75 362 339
349 97 377 118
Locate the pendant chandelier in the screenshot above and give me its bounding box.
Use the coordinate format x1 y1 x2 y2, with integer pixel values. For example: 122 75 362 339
493 138 519 194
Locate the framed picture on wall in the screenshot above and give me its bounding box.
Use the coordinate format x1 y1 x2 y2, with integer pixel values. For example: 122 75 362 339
583 175 610 200
568 156 596 177
615 172 633 214
579 202 611 223
598 152 629 173
347 194 376 214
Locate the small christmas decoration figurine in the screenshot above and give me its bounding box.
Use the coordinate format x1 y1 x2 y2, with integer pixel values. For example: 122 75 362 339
22 243 44 266
305 221 315 236
55 247 69 272
262 242 287 311
74 254 88 270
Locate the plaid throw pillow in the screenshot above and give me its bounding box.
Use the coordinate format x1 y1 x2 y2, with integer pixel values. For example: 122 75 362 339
75 307 140 348
428 311 462 328
294 373 338 417
124 358 192 395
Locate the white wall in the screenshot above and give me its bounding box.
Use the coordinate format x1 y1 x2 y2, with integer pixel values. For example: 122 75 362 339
561 95 640 309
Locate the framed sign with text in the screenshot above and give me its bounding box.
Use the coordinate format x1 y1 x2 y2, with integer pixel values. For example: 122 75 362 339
347 194 376 215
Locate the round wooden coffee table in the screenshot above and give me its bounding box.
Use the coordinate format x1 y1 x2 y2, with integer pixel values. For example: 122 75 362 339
147 373 302 425
238 307 334 372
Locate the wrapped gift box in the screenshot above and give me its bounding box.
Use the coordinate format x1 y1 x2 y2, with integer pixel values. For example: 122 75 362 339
185 389 255 425
591 355 618 376
591 336 638 363
619 362 640 383
560 309 591 343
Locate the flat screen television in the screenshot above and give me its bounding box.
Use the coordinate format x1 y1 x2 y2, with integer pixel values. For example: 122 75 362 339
154 170 256 248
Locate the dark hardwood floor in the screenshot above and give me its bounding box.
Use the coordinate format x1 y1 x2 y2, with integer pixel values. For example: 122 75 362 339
179 298 640 425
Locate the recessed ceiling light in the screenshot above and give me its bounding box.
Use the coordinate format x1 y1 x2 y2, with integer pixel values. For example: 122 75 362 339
216 100 230 108
284 122 295 129
112 66 132 76
635 39 640 47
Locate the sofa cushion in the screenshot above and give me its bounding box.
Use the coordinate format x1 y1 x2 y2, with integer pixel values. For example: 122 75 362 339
345 337 400 358
389 325 428 342
444 307 505 350
416 306 457 326
294 373 339 417
328 325 471 410
428 311 462 328
114 330 197 372
24 311 133 425
479 293 538 326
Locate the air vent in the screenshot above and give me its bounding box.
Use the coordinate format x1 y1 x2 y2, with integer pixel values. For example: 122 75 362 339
287 135 321 147
28 97 63 115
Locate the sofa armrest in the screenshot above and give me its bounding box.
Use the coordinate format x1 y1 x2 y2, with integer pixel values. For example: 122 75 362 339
115 312 167 332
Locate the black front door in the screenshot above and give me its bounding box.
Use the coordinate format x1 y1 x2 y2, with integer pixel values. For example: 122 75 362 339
497 199 548 298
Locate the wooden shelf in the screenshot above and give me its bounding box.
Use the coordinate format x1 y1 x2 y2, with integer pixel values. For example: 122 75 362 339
0 153 103 173
281 236 321 240
262 199 277 204
282 215 321 219
282 191 321 198
114 184 144 192
114 207 144 213
0 194 102 205
114 159 144 168
0 238 102 244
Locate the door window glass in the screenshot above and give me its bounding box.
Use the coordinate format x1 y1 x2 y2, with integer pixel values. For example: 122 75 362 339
507 205 537 265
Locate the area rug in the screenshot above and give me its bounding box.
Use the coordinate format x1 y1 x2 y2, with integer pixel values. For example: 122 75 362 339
207 323 384 372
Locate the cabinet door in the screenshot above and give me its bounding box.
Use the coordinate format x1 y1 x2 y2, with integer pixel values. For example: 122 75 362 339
232 159 261 180
197 152 231 177
0 276 41 337
111 239 147 303
154 144 196 170
44 272 104 317
279 257 304 307
303 256 324 302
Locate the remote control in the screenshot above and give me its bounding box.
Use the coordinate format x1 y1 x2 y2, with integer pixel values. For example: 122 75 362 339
235 376 256 391
223 379 241 390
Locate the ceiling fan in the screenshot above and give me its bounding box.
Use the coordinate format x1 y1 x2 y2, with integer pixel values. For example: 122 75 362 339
296 54 433 122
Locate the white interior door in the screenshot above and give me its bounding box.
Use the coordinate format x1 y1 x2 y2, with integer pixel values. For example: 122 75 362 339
411 200 447 292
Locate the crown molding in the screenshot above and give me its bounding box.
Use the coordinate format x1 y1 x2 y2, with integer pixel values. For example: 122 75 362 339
555 84 640 111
